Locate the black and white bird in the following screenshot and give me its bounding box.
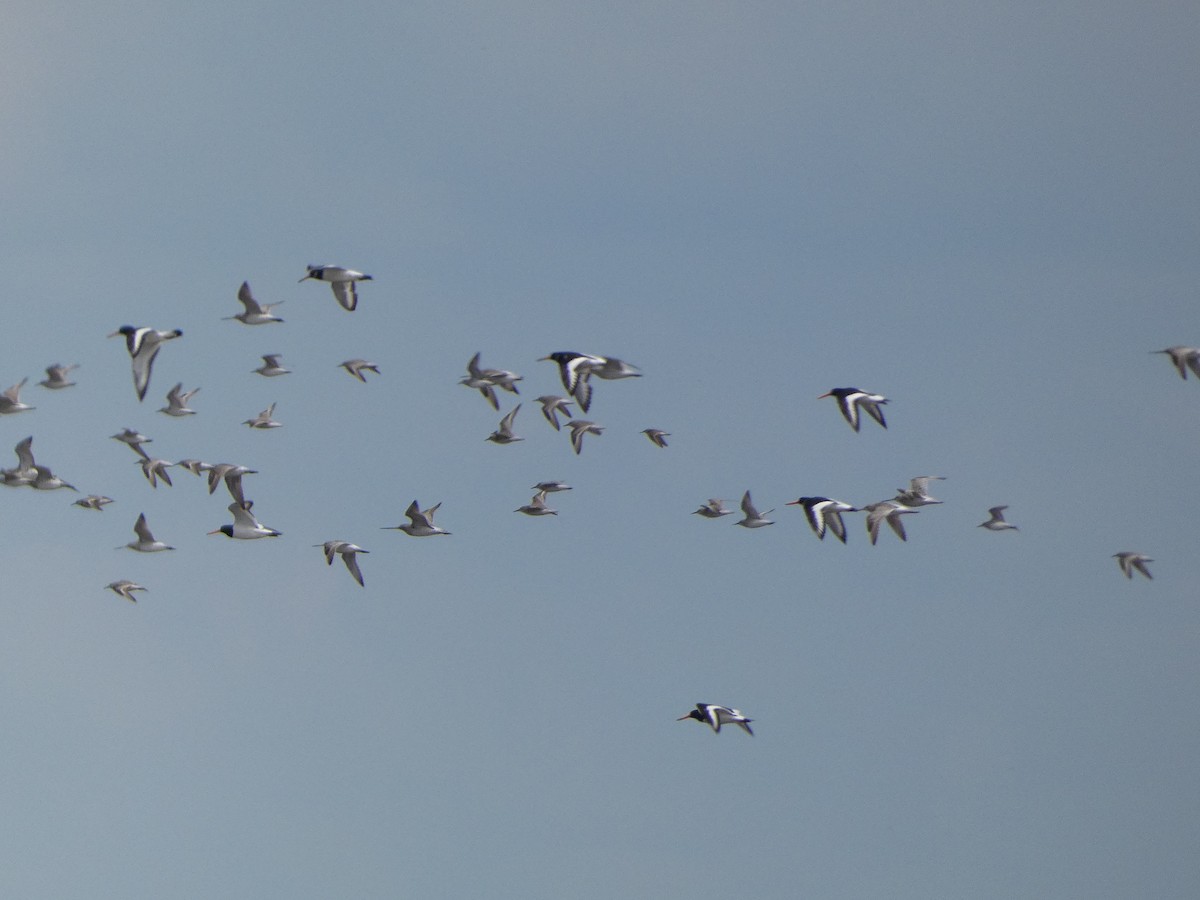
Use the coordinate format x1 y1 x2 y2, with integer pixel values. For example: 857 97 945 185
786 496 857 543
315 541 369 587
108 325 183 402
299 265 372 311
818 387 888 432
676 703 754 736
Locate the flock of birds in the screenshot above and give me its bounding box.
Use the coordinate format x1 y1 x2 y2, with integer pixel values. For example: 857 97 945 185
2 264 1176 737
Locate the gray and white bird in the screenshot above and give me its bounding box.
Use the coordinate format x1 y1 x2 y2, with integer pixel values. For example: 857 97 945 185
515 491 557 516
121 512 174 552
893 476 946 507
786 496 857 543
1153 346 1200 380
692 498 734 519
863 501 918 544
535 395 574 430
532 480 572 493
340 359 380 382
32 465 76 492
460 353 500 409
1113 552 1153 580
818 387 888 432
74 494 115 511
978 506 1018 531
383 500 451 536
299 265 372 311
225 281 284 325
566 419 603 455
106 580 147 603
111 428 152 460
39 363 79 390
159 383 200 417
641 428 669 448
1 436 38 486
0 378 34 414
137 457 175 488
108 325 183 401
243 402 281 429
208 501 281 539
676 703 754 736
487 404 523 444
316 540 369 587
736 490 774 528
204 463 257 505
254 354 291 377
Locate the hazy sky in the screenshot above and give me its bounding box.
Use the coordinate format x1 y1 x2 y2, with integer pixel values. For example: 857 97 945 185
2 2 1198 897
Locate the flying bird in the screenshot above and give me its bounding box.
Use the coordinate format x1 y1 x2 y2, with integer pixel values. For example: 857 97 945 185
254 354 291 377
74 494 115 511
137 457 175 488
787 496 857 543
299 265 372 311
863 501 917 544
566 419 603 455
32 465 76 491
108 325 183 401
531 481 572 493
383 500 451 536
243 402 281 429
121 513 174 552
676 703 754 736
1 436 38 486
111 428 152 460
340 359 380 382
818 387 888 432
641 428 669 448
225 281 284 325
487 404 523 444
515 491 558 516
460 353 500 409
535 395 574 430
105 580 147 603
1153 346 1200 380
39 363 79 390
1113 552 1153 580
736 490 774 528
692 498 733 519
316 541 369 587
208 501 281 539
204 463 257 505
893 476 945 507
0 378 34 414
978 506 1018 531
159 383 200 417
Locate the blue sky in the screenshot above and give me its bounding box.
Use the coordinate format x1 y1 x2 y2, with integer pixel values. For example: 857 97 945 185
2 2 1198 897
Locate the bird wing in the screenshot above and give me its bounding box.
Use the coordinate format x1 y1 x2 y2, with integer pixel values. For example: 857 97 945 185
237 281 265 315
331 280 357 311
342 551 365 587
133 513 154 543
